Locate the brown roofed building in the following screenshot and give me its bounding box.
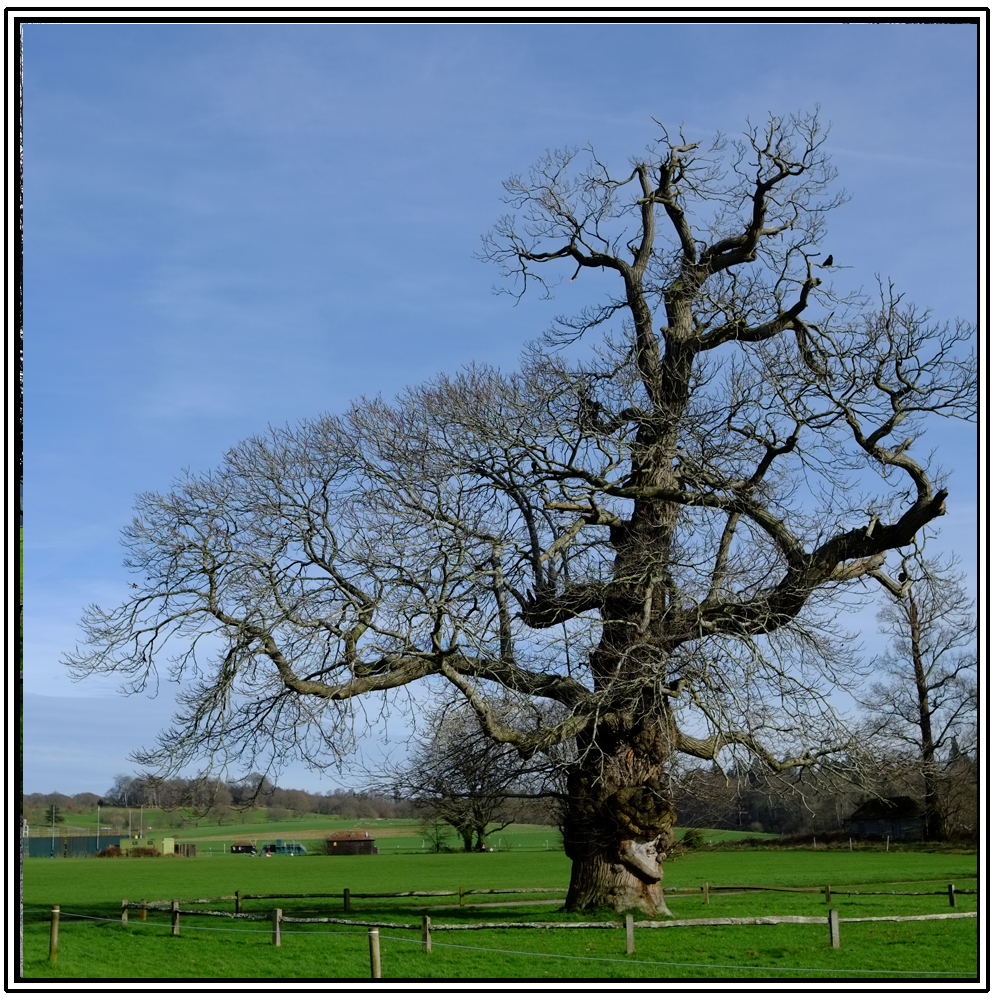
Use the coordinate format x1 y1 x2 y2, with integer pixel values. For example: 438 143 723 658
325 830 379 855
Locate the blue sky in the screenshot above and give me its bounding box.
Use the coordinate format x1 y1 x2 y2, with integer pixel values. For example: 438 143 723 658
21 20 980 796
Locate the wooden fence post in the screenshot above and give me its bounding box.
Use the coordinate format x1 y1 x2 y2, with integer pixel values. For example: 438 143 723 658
140 898 147 921
121 899 128 925
703 882 710 904
369 928 381 979
235 890 242 914
171 900 180 936
825 885 831 904
48 906 60 963
422 915 432 954
272 909 282 947
828 909 840 949
948 884 956 907
344 887 351 912
625 913 634 955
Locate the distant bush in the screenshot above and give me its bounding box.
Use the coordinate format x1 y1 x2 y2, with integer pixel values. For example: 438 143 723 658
681 828 706 850
96 845 161 858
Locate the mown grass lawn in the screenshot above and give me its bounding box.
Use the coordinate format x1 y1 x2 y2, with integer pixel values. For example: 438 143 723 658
36 812 775 855
21 847 978 982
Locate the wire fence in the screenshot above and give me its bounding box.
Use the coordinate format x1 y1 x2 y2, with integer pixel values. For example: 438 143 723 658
32 905 978 980
26 876 979 981
375 930 976 978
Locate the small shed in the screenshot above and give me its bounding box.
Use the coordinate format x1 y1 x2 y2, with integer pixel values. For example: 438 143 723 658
325 830 379 855
845 796 924 840
120 836 175 856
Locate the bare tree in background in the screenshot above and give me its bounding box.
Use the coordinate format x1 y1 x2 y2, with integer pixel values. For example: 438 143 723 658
383 699 550 851
864 547 977 840
65 111 976 915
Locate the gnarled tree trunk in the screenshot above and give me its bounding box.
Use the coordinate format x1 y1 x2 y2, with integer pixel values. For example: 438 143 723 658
561 719 676 917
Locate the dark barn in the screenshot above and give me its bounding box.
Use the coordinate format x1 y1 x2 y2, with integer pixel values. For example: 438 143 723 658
325 830 379 855
845 796 924 841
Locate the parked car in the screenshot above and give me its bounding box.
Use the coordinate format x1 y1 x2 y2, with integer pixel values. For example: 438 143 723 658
261 840 307 856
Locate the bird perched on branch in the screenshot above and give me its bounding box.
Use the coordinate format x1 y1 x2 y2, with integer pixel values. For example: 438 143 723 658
820 255 833 267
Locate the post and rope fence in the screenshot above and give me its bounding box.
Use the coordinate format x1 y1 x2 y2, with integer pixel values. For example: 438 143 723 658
115 879 976 923
41 880 972 978
42 897 977 979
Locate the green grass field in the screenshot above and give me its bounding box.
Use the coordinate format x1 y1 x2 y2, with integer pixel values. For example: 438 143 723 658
21 838 979 982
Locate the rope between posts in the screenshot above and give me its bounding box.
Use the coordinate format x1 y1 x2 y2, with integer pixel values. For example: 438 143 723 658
133 921 366 936
117 914 371 936
34 910 979 976
375 932 975 977
45 911 364 936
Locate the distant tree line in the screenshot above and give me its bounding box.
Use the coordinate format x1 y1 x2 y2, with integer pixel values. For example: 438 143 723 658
23 747 976 843
670 751 977 842
22 775 421 829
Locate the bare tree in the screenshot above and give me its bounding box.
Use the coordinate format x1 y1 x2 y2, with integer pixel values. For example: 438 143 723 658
864 547 977 840
389 707 518 852
105 773 142 808
65 111 975 915
205 783 234 826
383 698 558 851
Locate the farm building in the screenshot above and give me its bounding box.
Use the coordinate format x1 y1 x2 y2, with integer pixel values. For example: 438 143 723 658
120 836 175 856
845 796 924 840
325 830 379 855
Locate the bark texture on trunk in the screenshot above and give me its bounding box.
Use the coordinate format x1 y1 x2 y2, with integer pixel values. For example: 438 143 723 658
564 837 673 916
561 724 677 917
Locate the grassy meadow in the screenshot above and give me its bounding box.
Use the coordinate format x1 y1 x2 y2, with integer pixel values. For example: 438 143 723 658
21 822 979 982
26 810 776 858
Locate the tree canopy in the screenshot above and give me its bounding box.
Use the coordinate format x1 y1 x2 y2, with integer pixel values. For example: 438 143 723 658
66 111 976 914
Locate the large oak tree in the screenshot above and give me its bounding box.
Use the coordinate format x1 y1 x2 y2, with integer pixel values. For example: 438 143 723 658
67 112 975 915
